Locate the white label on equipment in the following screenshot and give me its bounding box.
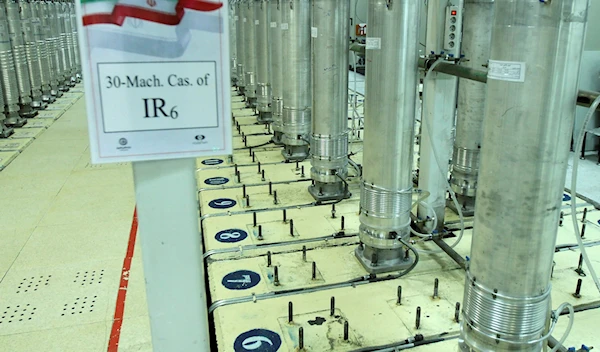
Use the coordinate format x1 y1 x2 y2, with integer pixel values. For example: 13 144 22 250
270 21 277 28
311 27 318 38
280 22 288 30
234 15 238 21
255 20 259 25
98 61 218 133
366 37 381 50
488 60 526 82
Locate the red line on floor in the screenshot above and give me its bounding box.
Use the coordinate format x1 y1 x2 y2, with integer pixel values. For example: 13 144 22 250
107 208 138 352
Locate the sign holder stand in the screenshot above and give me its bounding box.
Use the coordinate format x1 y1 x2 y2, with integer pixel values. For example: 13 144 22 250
132 158 210 351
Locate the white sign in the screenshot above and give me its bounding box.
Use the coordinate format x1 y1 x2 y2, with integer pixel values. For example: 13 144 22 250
488 60 526 83
366 37 381 50
77 0 232 163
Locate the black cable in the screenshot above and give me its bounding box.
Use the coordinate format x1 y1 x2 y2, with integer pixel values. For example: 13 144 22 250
239 140 274 149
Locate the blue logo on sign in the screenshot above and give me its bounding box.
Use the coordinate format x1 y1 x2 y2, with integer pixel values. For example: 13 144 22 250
216 229 248 243
209 198 237 209
202 158 224 165
234 329 282 352
563 193 572 202
222 270 261 290
204 177 230 186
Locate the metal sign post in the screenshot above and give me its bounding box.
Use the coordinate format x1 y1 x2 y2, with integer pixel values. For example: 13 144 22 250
75 0 231 350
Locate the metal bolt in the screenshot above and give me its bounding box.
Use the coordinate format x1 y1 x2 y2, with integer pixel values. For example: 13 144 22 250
244 137 247 147
371 251 378 266
252 152 255 162
242 184 247 198
582 208 588 222
246 195 251 207
581 223 586 239
249 148 252 157
267 251 271 267
397 286 402 305
274 266 280 286
288 301 293 323
573 278 582 298
273 190 278 204
330 297 335 316
433 278 439 298
331 204 336 218
234 164 238 175
258 161 261 174
454 302 460 323
343 321 349 341
559 211 564 227
257 225 263 240
236 171 241 183
302 245 307 262
269 181 272 195
283 209 287 222
415 307 421 329
301 165 305 178
298 327 304 349
341 216 345 230
312 261 316 280
253 212 257 227
290 219 294 236
575 254 586 277
295 161 300 170
261 170 265 181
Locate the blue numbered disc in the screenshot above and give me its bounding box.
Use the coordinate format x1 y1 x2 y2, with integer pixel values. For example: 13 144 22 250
208 198 237 209
562 193 571 202
204 177 230 186
234 329 282 352
202 158 224 165
222 270 261 290
215 229 248 243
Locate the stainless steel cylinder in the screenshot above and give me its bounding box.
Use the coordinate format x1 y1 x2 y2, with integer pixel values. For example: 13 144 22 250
30 0 53 101
53 0 73 87
20 0 45 109
0 2 25 125
450 0 493 214
61 0 77 84
243 0 257 105
308 0 350 202
68 0 81 79
235 1 246 91
38 0 60 96
6 0 35 114
48 0 67 91
355 0 421 274
255 0 272 122
281 0 311 161
269 0 283 144
459 0 589 350
229 2 237 84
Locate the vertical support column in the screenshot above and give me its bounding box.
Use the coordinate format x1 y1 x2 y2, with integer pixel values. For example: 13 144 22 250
229 1 237 85
281 0 311 161
459 0 589 351
417 0 462 232
256 0 272 123
133 158 210 352
308 0 350 202
243 0 258 108
235 0 246 94
449 0 493 217
269 0 284 144
355 0 421 273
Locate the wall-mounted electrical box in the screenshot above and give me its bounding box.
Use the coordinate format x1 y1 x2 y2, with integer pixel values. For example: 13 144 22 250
443 5 462 56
